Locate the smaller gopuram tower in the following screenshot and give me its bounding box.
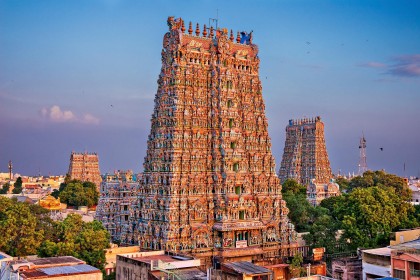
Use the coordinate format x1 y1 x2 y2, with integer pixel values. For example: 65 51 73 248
278 116 332 185
68 152 102 188
96 170 140 244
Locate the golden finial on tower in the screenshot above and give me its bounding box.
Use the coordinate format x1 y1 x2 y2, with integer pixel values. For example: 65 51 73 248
188 22 193 35
210 26 214 37
230 29 234 41
236 31 240 43
203 24 207 37
195 23 200 36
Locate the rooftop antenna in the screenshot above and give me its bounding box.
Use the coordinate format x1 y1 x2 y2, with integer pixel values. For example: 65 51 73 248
358 132 367 175
209 9 219 29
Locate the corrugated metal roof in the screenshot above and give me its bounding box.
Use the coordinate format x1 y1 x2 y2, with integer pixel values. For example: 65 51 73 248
39 264 100 276
20 270 47 278
31 256 83 266
223 261 271 275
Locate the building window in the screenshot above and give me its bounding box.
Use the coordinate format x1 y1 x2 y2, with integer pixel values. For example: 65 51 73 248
239 210 245 220
393 269 405 279
230 142 236 149
235 186 241 195
227 99 233 108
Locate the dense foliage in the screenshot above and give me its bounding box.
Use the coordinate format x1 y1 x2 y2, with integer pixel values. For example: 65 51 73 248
0 183 10 194
56 180 99 207
0 196 109 270
12 177 23 194
282 171 419 254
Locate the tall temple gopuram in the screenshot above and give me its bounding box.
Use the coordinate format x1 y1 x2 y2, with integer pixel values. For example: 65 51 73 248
67 152 102 188
278 117 333 186
135 17 297 267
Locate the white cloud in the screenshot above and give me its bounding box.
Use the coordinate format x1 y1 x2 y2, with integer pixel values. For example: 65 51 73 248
40 105 100 125
82 113 100 125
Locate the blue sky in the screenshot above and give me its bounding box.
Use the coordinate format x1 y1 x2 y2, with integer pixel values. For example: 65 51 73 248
1 0 419 177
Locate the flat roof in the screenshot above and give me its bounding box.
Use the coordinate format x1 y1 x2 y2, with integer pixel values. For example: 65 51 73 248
363 247 391 256
20 264 100 279
391 238 420 250
151 267 206 280
31 256 84 266
223 261 271 275
133 254 178 264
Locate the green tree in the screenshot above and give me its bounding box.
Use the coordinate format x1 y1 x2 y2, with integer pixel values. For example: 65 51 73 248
347 171 411 200
38 240 59 257
104 271 116 280
0 201 43 256
282 179 307 195
83 181 99 206
51 189 60 199
335 177 349 193
0 183 10 194
283 192 312 232
336 186 415 249
38 214 110 270
59 180 99 207
303 214 339 253
29 204 58 242
12 177 23 194
289 252 305 277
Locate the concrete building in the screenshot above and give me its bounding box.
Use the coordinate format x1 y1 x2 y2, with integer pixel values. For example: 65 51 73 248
2 256 102 280
362 247 392 280
390 238 420 279
116 250 206 280
0 252 13 278
361 229 420 280
332 256 362 280
219 261 272 280
104 245 140 276
390 228 420 246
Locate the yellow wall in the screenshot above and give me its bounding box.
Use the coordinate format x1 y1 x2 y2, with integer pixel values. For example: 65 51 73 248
390 229 420 246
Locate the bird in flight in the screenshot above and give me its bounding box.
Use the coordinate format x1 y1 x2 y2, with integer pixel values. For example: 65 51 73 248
380 147 383 151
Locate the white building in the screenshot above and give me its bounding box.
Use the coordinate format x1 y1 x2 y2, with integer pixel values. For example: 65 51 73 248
408 178 420 205
362 247 391 280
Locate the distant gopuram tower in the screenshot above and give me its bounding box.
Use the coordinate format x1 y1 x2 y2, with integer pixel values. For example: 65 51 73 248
68 152 102 188
278 117 332 185
136 17 297 266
